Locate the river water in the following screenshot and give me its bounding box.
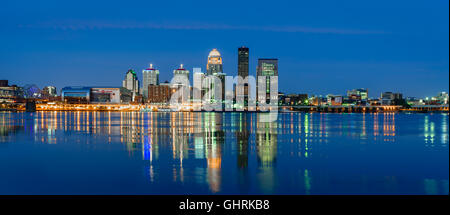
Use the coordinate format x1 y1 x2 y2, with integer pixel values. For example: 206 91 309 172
0 111 448 194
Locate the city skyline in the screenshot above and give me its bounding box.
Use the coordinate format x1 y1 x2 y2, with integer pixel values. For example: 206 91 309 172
0 0 448 201
0 0 448 98
1 46 449 99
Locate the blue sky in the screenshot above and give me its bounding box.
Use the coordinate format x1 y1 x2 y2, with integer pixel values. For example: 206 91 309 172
0 0 448 98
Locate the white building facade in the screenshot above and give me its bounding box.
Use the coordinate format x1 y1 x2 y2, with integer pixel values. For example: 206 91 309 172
142 64 159 100
122 69 140 100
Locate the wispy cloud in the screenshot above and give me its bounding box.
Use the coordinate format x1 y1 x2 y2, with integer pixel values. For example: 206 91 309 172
18 20 388 35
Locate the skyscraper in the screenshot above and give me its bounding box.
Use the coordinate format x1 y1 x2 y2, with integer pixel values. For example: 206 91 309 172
122 69 140 100
238 47 249 104
193 67 205 104
238 47 249 78
173 64 190 81
173 64 190 102
256 59 278 102
142 64 159 100
205 49 226 104
207 49 223 75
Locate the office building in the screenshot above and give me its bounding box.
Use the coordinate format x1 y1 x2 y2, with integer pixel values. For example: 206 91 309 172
42 86 57 97
0 81 21 103
61 86 122 104
207 49 223 75
237 47 249 104
327 94 343 106
238 47 249 78
173 64 190 81
380 92 403 105
347 88 368 100
284 94 308 105
172 64 190 102
122 69 140 100
433 92 449 105
142 64 159 100
148 84 175 104
193 67 205 103
256 58 278 103
61 87 91 103
203 49 227 103
90 87 121 103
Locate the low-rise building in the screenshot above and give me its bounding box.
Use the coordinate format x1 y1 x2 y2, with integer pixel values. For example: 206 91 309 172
431 92 449 105
61 87 91 104
327 94 343 106
283 94 308 106
380 92 403 105
347 88 368 100
0 82 21 103
90 87 121 103
148 83 176 104
62 86 124 104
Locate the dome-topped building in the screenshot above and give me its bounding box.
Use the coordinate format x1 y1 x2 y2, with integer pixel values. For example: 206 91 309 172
208 48 221 58
207 48 223 75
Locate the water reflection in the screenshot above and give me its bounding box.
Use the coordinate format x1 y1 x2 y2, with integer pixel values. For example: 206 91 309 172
0 111 448 194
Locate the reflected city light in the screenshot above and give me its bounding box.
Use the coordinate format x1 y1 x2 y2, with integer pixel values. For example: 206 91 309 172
0 111 448 194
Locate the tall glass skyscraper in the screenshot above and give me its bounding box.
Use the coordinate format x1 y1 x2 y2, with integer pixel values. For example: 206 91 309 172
238 47 249 104
142 64 159 100
238 46 249 78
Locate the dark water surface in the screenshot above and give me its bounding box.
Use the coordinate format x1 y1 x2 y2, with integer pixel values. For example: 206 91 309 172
0 111 448 194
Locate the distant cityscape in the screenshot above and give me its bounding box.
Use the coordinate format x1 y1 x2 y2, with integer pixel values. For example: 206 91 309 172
0 46 448 112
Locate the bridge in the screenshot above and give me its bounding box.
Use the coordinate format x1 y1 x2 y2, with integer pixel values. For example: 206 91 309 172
407 105 449 112
279 105 402 113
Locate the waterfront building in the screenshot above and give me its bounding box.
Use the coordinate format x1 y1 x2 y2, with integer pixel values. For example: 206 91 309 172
347 88 368 100
256 59 278 103
148 84 175 104
433 92 449 105
120 88 133 103
368 98 381 106
142 64 159 100
42 86 57 97
61 87 91 104
0 81 21 103
327 94 343 106
122 69 140 100
380 92 403 105
283 94 308 106
90 87 121 103
406 97 424 106
61 86 123 104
